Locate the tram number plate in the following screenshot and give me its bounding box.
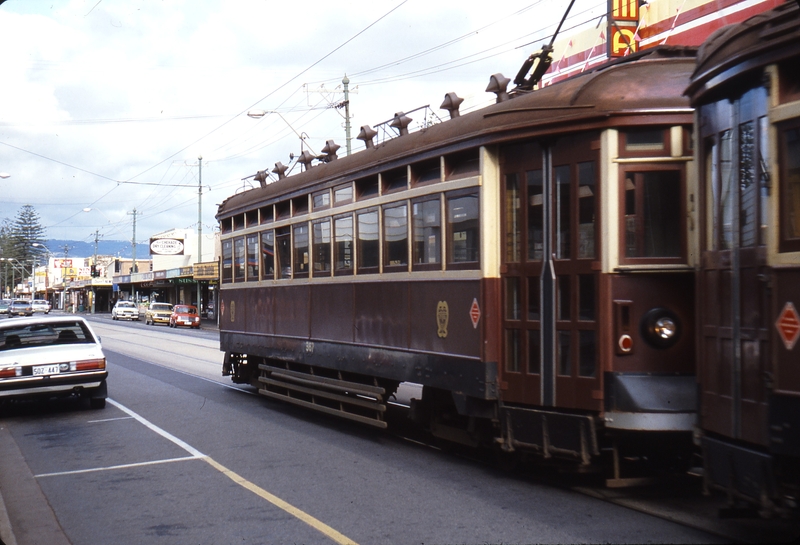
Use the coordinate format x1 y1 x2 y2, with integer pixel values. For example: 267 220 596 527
33 364 60 376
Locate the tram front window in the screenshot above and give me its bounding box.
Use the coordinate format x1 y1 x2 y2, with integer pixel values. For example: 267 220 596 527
623 170 681 259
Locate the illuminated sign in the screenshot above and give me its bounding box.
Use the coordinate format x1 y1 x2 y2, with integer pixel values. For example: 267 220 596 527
611 0 639 22
610 27 638 57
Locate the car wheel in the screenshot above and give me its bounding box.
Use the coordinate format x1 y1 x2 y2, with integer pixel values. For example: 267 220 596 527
90 397 106 409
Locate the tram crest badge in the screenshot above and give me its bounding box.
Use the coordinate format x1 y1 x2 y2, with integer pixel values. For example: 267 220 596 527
436 301 449 338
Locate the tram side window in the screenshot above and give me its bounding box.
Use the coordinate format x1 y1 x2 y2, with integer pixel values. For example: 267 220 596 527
293 224 309 278
412 198 441 268
383 203 408 270
577 161 596 259
334 215 354 274
527 169 543 261
222 239 233 283
555 165 571 259
781 125 800 252
622 169 682 260
261 230 275 280
447 191 480 267
357 210 380 272
313 219 332 276
505 173 521 262
275 227 291 279
233 237 245 281
246 234 258 281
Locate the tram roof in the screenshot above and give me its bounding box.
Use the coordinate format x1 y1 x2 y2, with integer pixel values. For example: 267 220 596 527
686 1 800 104
218 46 696 219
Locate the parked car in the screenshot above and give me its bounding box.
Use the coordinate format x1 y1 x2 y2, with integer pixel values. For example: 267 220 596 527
169 305 200 329
9 300 33 317
145 302 173 325
0 301 9 316
31 299 51 314
0 315 107 408
111 300 139 321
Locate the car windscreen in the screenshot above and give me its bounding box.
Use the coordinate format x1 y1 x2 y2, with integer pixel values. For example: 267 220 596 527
1 322 95 350
151 304 172 311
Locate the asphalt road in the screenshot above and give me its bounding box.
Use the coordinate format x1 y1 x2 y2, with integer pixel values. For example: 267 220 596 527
0 315 741 544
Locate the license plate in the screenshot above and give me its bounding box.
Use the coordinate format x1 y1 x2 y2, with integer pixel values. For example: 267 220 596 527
33 364 61 376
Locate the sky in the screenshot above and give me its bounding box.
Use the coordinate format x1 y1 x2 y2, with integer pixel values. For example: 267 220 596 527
0 0 603 256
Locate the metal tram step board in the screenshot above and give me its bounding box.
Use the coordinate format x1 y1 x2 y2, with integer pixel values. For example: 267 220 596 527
257 363 388 429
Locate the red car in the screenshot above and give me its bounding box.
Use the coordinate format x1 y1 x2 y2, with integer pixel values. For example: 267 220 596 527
169 305 200 329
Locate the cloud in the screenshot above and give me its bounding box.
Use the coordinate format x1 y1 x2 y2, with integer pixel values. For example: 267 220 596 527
0 0 577 249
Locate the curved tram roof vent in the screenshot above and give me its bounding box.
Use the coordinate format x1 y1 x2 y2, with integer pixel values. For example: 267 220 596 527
357 125 378 149
486 73 511 103
253 170 269 188
440 92 464 119
320 139 341 162
272 162 288 180
389 112 412 136
297 150 316 171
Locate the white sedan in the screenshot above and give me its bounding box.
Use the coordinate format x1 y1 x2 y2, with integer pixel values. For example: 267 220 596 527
111 300 140 321
0 316 108 408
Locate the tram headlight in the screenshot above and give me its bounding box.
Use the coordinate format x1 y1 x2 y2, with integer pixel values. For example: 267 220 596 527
640 307 681 349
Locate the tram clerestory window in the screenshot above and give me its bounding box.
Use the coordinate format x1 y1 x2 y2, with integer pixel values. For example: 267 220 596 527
623 170 681 259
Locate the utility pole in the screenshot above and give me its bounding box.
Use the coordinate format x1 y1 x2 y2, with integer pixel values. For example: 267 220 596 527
91 229 101 314
197 155 203 313
343 75 352 156
127 208 141 274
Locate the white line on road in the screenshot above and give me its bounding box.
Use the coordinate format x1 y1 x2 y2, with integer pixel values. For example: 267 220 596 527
41 398 359 545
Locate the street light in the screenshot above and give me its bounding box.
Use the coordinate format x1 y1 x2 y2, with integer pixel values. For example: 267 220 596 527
0 258 30 298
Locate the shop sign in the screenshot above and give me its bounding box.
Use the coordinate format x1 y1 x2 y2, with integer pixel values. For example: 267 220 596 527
150 238 185 255
194 262 219 280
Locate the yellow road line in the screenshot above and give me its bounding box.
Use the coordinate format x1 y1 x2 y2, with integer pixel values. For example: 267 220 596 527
203 457 358 545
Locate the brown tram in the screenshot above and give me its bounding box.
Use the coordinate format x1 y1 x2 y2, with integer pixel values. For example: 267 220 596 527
686 1 800 516
216 46 699 482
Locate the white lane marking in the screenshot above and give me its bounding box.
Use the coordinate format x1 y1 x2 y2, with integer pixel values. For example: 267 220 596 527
69 398 359 544
107 398 204 457
35 456 201 478
87 416 135 423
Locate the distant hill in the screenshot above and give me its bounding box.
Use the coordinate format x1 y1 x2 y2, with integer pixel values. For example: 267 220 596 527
43 240 150 260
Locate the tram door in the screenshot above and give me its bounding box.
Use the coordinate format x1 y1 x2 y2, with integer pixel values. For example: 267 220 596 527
500 134 601 411
698 87 771 446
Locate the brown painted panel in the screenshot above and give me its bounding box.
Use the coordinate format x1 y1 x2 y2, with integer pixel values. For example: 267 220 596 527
310 283 354 342
246 286 274 335
408 280 481 358
274 285 310 338
608 273 695 374
354 282 408 348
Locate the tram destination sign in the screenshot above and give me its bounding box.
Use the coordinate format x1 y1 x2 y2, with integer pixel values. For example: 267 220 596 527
776 302 800 350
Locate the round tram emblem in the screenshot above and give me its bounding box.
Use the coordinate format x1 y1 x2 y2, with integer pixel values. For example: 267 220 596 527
436 301 449 339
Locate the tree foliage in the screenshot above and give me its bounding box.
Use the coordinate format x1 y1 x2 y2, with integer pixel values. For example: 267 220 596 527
0 205 47 295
